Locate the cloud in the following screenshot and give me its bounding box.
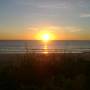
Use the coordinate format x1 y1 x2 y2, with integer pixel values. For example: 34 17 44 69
25 25 81 33
26 26 39 31
18 0 69 9
64 27 81 32
80 14 90 18
37 3 67 9
26 26 60 32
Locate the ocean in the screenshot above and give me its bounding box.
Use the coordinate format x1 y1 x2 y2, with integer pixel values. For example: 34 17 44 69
0 40 90 53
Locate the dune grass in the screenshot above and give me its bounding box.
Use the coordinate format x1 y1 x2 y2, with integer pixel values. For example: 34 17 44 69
0 53 90 90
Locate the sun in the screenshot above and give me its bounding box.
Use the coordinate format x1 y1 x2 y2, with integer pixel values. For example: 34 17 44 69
35 28 56 41
42 34 50 41
41 33 53 42
36 32 55 41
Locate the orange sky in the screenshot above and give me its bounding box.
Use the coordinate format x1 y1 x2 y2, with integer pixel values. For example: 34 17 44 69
0 31 90 40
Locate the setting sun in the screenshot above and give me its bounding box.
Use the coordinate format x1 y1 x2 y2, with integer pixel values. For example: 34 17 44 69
36 30 56 41
42 34 50 41
34 26 57 40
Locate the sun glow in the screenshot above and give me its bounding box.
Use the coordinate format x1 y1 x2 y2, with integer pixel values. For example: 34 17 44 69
42 34 50 41
36 31 55 41
35 25 56 41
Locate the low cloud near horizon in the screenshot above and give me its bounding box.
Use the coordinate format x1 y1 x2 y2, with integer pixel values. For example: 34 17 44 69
80 13 90 18
25 25 82 33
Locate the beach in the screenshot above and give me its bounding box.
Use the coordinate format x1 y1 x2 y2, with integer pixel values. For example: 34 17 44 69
0 0 90 89
0 53 90 89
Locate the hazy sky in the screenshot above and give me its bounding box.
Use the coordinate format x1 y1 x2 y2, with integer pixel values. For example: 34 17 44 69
0 0 90 40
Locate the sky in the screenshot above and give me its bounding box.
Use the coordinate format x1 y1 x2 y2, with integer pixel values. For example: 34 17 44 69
0 0 90 40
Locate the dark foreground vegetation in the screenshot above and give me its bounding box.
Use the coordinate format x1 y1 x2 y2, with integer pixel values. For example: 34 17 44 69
0 53 90 90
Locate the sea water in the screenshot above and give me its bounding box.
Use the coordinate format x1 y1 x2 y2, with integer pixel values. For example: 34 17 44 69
0 40 90 53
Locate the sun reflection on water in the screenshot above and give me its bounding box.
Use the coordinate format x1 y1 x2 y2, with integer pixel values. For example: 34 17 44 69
43 43 48 54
